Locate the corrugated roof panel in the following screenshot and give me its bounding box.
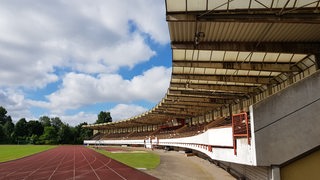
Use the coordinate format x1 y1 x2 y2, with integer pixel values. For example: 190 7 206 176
208 0 228 10
228 0 250 9
251 0 273 8
204 68 216 74
228 22 242 41
186 49 196 60
247 71 259 76
237 52 252 62
235 70 249 76
302 25 320 41
224 51 239 61
168 0 319 12
170 21 320 43
284 0 318 8
250 53 266 62
169 22 195 42
211 51 226 61
266 24 320 42
302 58 315 67
195 68 205 74
211 22 225 41
166 0 186 12
225 68 236 74
278 54 295 62
264 53 280 62
270 72 281 76
187 0 207 11
190 79 200 84
291 54 308 62
173 49 185 60
215 69 227 75
198 50 212 61
172 66 182 74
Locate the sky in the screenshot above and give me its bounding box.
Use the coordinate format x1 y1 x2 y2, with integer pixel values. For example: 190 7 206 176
0 0 172 126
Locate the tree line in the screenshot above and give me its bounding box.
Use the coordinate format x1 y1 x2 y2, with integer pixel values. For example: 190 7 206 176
0 106 111 145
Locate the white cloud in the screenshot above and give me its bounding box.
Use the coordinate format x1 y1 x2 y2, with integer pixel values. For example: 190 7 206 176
109 104 148 122
59 112 97 126
0 0 169 88
0 0 171 124
29 66 171 114
0 89 33 122
36 104 147 126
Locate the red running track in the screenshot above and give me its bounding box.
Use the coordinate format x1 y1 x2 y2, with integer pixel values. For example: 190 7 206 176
0 146 158 180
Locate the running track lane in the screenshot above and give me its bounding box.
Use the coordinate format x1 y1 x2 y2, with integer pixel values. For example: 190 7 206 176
0 146 158 180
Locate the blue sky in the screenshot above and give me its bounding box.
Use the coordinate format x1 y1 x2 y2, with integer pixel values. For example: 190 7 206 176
0 0 172 126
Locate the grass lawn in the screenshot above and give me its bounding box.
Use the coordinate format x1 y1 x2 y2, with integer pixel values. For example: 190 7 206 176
0 145 56 163
96 148 160 169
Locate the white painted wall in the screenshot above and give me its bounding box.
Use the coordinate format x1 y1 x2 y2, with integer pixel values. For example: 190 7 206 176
84 126 257 166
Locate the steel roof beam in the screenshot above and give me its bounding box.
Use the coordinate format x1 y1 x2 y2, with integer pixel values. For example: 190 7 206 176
153 110 195 117
171 74 275 84
166 89 243 99
173 61 300 72
167 89 248 99
171 42 320 54
161 100 223 108
163 99 226 107
167 11 320 24
156 106 210 113
166 93 239 100
170 82 259 93
165 95 233 103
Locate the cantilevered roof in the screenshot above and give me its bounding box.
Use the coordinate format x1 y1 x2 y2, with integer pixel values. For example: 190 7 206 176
85 0 320 129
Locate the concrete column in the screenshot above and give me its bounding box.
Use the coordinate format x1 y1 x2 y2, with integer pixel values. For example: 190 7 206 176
270 166 281 180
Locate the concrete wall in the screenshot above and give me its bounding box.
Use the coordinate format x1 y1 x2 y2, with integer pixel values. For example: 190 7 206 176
252 70 320 166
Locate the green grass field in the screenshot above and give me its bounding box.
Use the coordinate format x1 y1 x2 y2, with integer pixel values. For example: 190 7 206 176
0 145 56 162
96 148 160 169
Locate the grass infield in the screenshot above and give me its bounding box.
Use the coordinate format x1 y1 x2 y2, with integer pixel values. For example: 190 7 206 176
0 145 56 163
96 148 160 170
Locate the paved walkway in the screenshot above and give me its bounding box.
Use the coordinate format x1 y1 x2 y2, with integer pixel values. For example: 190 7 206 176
145 149 235 180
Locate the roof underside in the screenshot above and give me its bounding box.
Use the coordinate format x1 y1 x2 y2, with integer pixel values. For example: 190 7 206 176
86 0 320 129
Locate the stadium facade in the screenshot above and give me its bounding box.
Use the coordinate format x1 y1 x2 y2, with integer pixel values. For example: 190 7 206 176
84 1 320 179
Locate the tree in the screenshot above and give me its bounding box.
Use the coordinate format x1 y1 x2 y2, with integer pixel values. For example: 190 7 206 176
27 120 44 137
0 106 7 125
58 124 73 144
40 126 58 144
74 122 93 144
0 125 5 143
51 117 63 131
0 106 12 125
95 111 112 124
39 116 51 127
3 119 14 143
15 118 28 137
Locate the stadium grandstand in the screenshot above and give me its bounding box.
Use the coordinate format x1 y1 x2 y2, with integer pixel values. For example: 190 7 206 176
84 0 320 179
